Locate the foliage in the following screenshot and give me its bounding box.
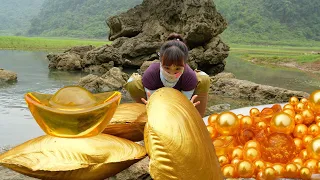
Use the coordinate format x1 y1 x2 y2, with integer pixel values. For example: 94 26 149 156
214 0 320 43
0 36 109 51
27 0 143 39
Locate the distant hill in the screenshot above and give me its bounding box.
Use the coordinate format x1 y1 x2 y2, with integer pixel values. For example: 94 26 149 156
27 0 143 39
214 0 320 43
0 0 44 35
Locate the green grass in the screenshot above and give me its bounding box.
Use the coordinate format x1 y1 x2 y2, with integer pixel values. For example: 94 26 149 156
0 36 110 51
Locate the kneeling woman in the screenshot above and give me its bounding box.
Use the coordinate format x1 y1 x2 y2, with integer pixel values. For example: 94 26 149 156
124 33 210 117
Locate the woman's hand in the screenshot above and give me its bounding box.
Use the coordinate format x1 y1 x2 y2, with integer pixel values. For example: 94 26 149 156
191 95 200 106
141 91 151 105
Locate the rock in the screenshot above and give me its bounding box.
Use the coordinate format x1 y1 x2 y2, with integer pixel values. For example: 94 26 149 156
0 69 17 83
210 73 310 104
111 157 150 180
47 0 229 75
208 104 231 113
78 67 129 93
139 60 159 73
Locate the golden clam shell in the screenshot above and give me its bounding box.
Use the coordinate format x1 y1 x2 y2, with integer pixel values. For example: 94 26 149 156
0 134 146 180
103 103 147 141
25 86 121 138
144 87 223 180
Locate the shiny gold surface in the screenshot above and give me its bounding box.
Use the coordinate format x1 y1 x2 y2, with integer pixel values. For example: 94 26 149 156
0 134 146 180
307 137 320 160
270 112 295 134
25 86 121 138
103 103 147 141
144 87 223 180
309 90 320 115
216 112 240 136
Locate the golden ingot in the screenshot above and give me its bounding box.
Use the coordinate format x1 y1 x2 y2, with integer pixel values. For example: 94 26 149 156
293 124 308 138
144 87 223 180
216 111 240 135
285 163 299 178
102 103 147 141
307 137 320 160
270 112 295 134
300 167 312 180
301 109 315 125
309 90 320 115
208 113 219 126
272 163 285 178
25 86 121 138
290 96 299 106
243 147 261 162
264 167 276 180
308 124 320 136
304 159 318 173
240 116 253 129
221 164 236 178
0 134 146 180
236 160 254 178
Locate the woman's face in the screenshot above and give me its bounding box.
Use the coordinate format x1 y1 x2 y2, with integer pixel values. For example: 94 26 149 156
162 64 185 76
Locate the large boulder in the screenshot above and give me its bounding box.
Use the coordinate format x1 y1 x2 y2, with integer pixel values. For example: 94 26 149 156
0 69 17 83
47 0 229 75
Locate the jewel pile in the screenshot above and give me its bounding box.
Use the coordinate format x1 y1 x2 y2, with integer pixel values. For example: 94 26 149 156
207 90 320 179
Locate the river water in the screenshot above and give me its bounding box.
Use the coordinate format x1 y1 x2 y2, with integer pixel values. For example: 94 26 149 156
0 50 319 147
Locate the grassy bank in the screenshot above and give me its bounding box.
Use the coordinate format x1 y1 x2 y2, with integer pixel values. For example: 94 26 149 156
0 36 110 51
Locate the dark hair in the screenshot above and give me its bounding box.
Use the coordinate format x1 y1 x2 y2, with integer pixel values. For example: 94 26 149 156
159 33 188 67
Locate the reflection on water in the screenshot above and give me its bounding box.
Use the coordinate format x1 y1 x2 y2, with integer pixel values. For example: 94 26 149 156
0 50 319 147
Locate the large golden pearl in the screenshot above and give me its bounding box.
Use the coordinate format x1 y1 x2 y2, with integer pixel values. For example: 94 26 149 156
293 124 308 138
253 160 266 173
208 113 219 126
270 112 295 134
243 147 261 162
264 167 276 180
244 140 261 150
240 116 253 129
308 124 320 136
283 104 294 110
295 102 306 113
236 160 254 178
283 109 296 118
206 125 218 140
285 163 299 178
290 96 300 106
216 112 240 135
304 159 318 173
303 135 314 148
222 164 236 178
300 167 312 180
301 109 315 125
229 147 243 160
299 149 309 160
309 90 320 115
307 137 320 160
272 163 285 178
218 155 229 167
294 114 304 124
250 108 260 117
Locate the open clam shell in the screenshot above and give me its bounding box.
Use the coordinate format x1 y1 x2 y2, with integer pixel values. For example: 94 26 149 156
0 134 146 180
25 86 121 138
144 87 223 180
103 103 147 141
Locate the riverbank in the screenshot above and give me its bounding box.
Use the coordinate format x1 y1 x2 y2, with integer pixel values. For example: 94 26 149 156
0 36 109 51
231 44 320 74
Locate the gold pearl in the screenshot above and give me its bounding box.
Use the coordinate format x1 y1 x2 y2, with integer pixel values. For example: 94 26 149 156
253 160 265 173
264 167 276 180
270 112 295 134
229 147 243 160
244 140 261 150
240 116 253 129
293 124 308 138
300 167 312 180
272 163 285 178
300 98 309 105
294 114 304 124
236 160 254 178
250 108 260 117
290 96 299 106
283 108 296 117
218 155 229 167
301 109 315 125
285 163 299 178
222 164 236 178
309 90 320 115
293 138 304 152
308 124 320 136
304 159 318 173
299 149 309 160
243 147 261 162
292 157 304 167
295 102 306 113
208 113 219 126
216 112 240 135
303 135 314 148
307 137 320 160
283 104 294 110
